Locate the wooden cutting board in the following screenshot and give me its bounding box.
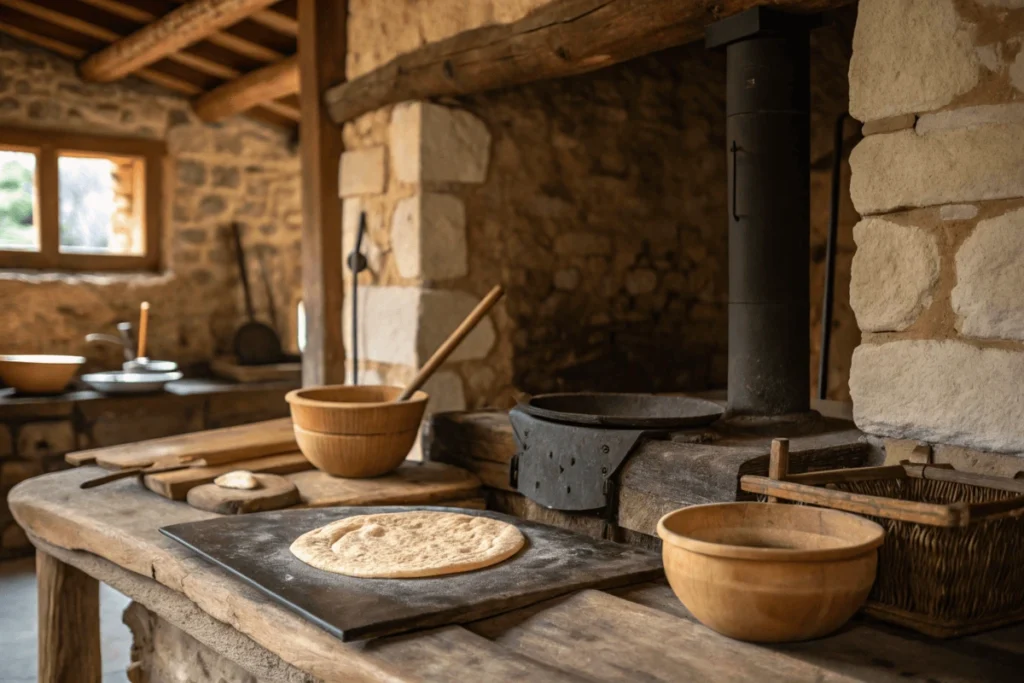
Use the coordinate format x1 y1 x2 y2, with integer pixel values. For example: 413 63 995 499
287 462 482 509
67 418 296 469
144 452 313 500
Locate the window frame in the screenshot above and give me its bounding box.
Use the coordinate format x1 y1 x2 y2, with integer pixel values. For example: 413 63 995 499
0 126 165 272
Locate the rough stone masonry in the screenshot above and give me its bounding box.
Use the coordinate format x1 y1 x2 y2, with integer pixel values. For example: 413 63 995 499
848 0 1024 457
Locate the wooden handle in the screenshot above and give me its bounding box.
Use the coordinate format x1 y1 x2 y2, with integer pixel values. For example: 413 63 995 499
398 285 504 401
767 438 790 504
80 461 195 489
137 301 150 359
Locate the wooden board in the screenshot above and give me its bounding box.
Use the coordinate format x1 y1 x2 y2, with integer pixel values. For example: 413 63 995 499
211 357 302 384
67 418 296 469
160 506 664 641
288 461 481 508
185 473 300 514
143 452 312 500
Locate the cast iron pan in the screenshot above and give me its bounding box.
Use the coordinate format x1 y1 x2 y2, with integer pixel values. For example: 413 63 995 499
520 392 724 429
231 222 282 365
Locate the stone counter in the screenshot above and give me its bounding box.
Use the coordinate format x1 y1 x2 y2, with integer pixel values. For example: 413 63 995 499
0 378 297 559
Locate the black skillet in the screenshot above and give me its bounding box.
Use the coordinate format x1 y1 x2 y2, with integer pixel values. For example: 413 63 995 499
231 222 282 365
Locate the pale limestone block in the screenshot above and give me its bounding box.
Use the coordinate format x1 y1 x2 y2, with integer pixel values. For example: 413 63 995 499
849 0 979 121
916 103 1024 134
939 204 979 221
389 102 491 184
421 370 467 414
342 285 420 366
345 365 384 386
342 198 383 273
391 193 468 280
418 289 496 363
17 421 76 459
850 340 1024 453
862 114 916 137
339 146 386 197
849 124 1024 214
952 207 1024 341
850 218 939 331
1012 50 1024 93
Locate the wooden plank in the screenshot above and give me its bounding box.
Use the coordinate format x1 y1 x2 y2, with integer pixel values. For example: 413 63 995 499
287 461 481 508
67 417 296 469
424 410 516 465
211 357 301 383
144 451 312 499
194 55 299 121
323 0 851 124
297 0 345 386
36 550 101 683
79 0 280 82
487 589 861 682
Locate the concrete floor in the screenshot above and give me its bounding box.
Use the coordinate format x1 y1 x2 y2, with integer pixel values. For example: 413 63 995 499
0 557 133 682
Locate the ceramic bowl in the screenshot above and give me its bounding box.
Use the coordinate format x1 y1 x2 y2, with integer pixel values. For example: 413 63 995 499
285 385 428 435
657 502 884 643
0 354 85 394
293 424 420 478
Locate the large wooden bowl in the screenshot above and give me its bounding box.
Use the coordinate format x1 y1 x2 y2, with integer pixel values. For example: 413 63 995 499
286 385 429 477
0 354 85 394
657 502 884 643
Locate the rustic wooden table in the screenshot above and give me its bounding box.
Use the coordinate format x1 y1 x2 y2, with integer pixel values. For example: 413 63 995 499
10 467 1024 683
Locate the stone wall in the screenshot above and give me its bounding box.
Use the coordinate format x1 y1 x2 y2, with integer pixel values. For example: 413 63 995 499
341 10 858 411
0 35 302 369
847 0 1024 460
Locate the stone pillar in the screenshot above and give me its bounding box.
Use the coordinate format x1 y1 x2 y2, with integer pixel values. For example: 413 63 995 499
847 0 1024 459
338 102 497 419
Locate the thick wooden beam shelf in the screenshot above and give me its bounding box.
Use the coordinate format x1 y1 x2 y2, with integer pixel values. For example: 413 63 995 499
323 0 853 124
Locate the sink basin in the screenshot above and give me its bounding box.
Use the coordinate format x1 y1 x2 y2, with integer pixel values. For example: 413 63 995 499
81 370 183 394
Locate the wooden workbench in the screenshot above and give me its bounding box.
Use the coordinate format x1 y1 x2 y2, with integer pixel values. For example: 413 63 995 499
9 467 1024 682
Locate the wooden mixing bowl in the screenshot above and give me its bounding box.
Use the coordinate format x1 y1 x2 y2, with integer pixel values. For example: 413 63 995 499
286 385 428 434
293 424 419 477
0 354 85 394
657 502 884 643
286 385 429 477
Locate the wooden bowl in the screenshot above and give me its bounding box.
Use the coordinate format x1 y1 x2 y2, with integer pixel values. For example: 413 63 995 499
657 502 884 643
0 354 85 394
285 385 428 434
293 424 418 478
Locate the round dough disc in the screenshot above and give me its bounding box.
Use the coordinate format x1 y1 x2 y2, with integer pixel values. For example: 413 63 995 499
289 511 526 578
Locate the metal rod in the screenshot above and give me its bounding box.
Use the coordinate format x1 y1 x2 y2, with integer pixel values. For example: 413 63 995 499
818 112 849 401
349 212 367 385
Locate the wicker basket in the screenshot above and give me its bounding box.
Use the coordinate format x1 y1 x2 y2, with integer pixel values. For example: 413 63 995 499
741 446 1024 638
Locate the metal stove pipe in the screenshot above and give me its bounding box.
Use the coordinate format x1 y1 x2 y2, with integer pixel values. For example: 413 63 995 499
708 9 814 417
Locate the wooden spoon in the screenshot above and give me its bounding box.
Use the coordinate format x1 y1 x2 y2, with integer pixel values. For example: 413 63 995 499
397 285 504 401
137 301 150 359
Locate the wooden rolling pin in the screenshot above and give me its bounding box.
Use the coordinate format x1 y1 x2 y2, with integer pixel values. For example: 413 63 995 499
398 285 504 401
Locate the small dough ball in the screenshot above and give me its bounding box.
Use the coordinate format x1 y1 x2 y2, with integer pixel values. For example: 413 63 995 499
214 470 259 490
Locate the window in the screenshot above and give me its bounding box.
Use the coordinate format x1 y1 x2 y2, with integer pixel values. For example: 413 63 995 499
0 127 165 271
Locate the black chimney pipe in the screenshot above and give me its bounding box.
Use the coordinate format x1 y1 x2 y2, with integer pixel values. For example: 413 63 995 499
708 9 815 417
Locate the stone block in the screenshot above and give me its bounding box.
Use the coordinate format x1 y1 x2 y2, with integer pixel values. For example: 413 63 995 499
850 218 939 331
849 0 979 121
850 124 1024 214
339 146 386 197
916 103 1024 135
952 206 1024 341
16 421 75 459
553 232 611 256
0 424 10 457
939 204 979 221
204 390 291 429
418 370 467 415
861 114 917 137
344 286 497 366
850 340 1024 453
625 269 657 296
79 395 205 448
391 193 468 280
553 268 581 291
0 459 43 491
389 102 491 184
1 522 29 553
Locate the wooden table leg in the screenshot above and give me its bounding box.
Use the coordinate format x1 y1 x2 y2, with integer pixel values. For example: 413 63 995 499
37 549 101 683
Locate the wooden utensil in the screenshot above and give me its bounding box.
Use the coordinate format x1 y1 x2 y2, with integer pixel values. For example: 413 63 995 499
80 461 196 489
186 473 300 514
137 301 150 359
397 284 504 401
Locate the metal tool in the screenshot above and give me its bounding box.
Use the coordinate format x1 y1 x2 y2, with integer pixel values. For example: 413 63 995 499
80 461 196 489
231 222 282 365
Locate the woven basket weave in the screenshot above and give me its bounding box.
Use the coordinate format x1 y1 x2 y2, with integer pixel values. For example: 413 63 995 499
742 463 1024 637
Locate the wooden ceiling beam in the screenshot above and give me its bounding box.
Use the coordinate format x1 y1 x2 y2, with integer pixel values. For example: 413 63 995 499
79 0 281 82
193 55 299 122
0 0 242 81
324 0 852 124
76 0 285 64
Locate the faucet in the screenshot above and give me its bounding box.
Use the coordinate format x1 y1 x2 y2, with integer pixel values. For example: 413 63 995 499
85 322 136 361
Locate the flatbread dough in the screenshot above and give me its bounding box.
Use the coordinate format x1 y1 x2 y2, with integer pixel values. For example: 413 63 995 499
289 511 526 578
214 470 259 490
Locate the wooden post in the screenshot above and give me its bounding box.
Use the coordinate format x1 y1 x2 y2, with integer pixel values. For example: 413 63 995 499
37 550 101 683
298 0 347 387
767 438 790 504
